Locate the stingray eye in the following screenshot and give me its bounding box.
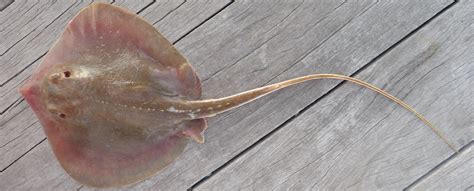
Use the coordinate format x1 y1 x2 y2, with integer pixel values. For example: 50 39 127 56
63 71 71 78
49 70 71 84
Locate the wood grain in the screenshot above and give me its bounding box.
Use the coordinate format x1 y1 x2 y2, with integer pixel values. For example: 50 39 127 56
0 141 81 190
0 0 74 55
410 142 474 190
197 1 473 189
0 0 13 11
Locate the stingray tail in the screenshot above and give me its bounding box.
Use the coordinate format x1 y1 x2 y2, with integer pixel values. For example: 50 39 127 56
176 74 457 152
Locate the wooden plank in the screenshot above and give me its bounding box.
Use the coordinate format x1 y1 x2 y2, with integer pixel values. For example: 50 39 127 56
0 0 74 55
0 0 456 190
196 0 473 189
0 0 229 171
140 0 185 24
409 143 474 190
0 0 13 11
0 100 44 170
0 141 82 190
112 0 155 14
149 0 231 43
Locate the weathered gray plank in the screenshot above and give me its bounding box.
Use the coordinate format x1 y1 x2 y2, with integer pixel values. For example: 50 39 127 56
0 100 44 170
0 141 81 190
140 0 185 25
112 0 155 13
0 0 74 55
197 0 473 189
149 0 231 43
0 0 229 171
410 142 474 190
0 0 13 11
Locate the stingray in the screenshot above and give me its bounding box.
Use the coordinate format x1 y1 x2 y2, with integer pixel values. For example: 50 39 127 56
19 2 456 188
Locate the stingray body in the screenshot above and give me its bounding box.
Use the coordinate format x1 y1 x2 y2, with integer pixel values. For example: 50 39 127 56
20 3 204 187
19 3 455 188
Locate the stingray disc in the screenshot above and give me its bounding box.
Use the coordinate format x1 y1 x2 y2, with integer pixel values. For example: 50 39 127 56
19 3 205 187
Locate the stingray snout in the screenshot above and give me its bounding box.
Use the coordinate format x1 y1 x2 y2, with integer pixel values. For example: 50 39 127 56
19 82 43 114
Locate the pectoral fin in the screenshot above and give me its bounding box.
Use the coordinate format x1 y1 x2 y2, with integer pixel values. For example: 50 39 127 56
178 119 207 143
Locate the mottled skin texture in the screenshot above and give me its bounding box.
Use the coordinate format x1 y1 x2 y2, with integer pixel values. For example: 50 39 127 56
19 2 456 188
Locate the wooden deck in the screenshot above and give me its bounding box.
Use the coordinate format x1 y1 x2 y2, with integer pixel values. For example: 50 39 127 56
0 0 472 190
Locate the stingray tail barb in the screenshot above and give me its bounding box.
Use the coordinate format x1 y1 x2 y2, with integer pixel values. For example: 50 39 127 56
176 74 457 152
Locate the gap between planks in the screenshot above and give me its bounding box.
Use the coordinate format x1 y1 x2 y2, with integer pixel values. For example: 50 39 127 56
0 0 14 11
173 0 234 44
135 0 156 15
404 140 474 190
188 0 459 190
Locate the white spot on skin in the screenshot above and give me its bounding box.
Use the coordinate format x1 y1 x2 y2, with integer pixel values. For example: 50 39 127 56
167 106 187 113
188 113 196 119
167 106 178 112
207 107 213 110
75 67 91 78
